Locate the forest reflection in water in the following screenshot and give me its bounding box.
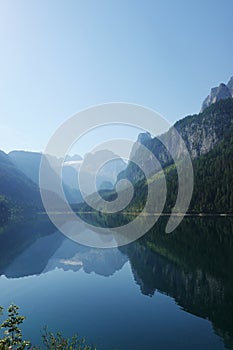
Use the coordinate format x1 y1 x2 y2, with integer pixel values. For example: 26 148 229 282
0 216 232 349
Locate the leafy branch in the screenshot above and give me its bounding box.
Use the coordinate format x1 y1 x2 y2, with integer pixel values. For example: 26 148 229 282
0 304 30 350
0 304 96 350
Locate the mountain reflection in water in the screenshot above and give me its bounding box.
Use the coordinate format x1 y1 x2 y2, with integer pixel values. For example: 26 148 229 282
0 216 232 349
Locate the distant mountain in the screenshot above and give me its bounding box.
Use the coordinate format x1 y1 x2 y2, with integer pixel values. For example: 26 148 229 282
64 154 82 162
61 150 126 196
0 150 76 221
98 181 114 191
9 150 126 203
9 151 83 204
9 150 42 185
201 76 233 112
76 150 127 193
0 151 42 217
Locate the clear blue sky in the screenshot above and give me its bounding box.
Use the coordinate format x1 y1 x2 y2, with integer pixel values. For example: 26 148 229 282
0 0 233 155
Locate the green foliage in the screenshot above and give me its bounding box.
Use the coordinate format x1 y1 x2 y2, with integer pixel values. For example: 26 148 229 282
0 305 96 350
118 98 233 214
189 126 233 212
78 98 233 218
41 327 96 350
0 197 10 224
0 304 30 350
0 151 42 219
123 101 233 214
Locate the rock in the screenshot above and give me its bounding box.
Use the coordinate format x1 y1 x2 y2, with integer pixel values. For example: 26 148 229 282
201 81 232 112
227 76 233 94
120 98 233 184
137 132 152 145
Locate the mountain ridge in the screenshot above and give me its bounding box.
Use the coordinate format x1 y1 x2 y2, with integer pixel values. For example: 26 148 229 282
120 97 233 185
79 97 233 215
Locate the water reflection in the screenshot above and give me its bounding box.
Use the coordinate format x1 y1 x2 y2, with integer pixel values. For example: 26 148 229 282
0 216 233 349
122 217 233 350
0 218 127 278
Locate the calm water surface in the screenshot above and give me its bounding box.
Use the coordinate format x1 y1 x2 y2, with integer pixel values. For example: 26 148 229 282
0 216 232 350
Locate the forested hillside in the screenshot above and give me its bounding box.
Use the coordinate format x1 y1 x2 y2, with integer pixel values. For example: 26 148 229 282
78 98 233 215
0 151 42 220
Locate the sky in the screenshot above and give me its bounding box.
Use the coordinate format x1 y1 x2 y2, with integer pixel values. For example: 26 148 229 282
0 0 233 156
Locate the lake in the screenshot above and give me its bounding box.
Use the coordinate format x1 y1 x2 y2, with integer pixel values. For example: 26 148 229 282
0 216 232 349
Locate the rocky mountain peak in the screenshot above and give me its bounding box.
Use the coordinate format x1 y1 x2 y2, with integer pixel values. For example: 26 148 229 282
201 77 233 112
137 132 152 145
227 76 233 93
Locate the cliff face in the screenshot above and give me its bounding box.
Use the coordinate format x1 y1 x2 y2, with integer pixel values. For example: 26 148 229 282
201 76 233 112
121 98 233 183
174 98 233 158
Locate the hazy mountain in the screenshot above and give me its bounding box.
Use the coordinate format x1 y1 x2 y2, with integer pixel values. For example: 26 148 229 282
0 150 42 212
76 150 127 193
98 181 114 191
0 150 75 220
62 150 127 197
64 154 82 162
9 150 126 203
9 150 42 185
9 151 83 204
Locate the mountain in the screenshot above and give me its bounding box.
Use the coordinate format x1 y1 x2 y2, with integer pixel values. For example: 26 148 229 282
121 99 233 214
63 150 127 194
9 150 126 203
136 100 233 213
201 76 233 111
0 151 42 218
79 95 233 216
9 151 83 204
0 150 75 221
157 120 233 213
9 150 42 185
4 78 233 218
188 124 233 212
78 150 127 193
120 97 233 185
64 154 82 162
